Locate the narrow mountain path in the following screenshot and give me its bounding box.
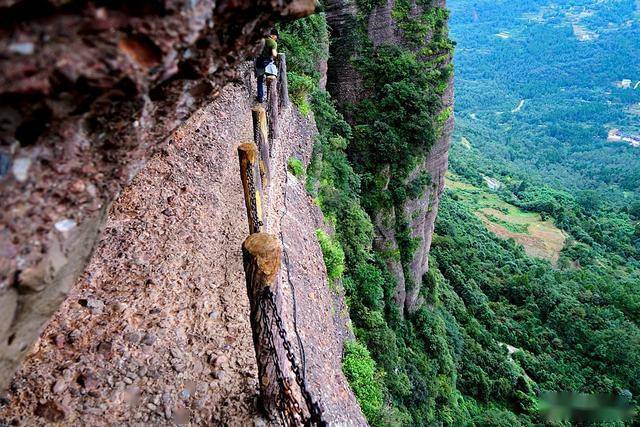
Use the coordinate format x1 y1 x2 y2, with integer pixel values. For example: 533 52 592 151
1 69 365 425
0 85 261 425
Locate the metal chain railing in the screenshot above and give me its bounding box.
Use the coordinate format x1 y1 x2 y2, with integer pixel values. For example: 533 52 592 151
242 54 325 425
258 288 325 426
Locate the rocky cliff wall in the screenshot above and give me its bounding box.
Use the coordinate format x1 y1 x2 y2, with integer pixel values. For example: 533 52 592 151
0 69 365 424
325 0 454 315
0 0 315 391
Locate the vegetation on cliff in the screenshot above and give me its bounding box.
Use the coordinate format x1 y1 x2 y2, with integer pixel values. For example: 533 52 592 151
280 5 472 425
282 0 639 425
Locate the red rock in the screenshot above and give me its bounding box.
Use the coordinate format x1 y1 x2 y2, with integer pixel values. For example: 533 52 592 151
69 180 86 194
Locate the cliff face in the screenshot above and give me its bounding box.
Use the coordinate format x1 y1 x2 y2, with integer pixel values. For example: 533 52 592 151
0 69 364 424
0 0 315 391
326 0 454 315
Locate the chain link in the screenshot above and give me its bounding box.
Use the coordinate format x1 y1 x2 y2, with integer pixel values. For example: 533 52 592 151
258 288 326 426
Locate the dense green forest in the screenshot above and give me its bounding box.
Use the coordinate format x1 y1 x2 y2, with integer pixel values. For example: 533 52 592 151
450 0 640 198
280 0 640 424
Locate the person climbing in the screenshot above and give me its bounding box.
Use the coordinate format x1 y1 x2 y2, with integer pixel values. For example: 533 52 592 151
255 28 279 103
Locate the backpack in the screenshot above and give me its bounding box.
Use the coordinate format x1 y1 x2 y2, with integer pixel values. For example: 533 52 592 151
265 61 278 77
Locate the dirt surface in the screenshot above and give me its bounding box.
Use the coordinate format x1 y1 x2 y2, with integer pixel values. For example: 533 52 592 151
446 175 567 266
0 75 365 425
476 208 567 265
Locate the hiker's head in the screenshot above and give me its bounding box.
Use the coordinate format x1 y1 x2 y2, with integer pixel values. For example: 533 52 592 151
269 28 279 40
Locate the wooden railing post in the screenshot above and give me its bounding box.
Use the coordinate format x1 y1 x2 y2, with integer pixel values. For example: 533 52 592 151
242 233 286 420
277 53 289 110
266 75 279 143
251 106 271 186
238 142 264 234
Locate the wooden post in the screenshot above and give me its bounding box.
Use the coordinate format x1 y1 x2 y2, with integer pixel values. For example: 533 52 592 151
242 233 286 420
251 106 271 187
277 53 289 110
238 142 264 234
266 75 279 144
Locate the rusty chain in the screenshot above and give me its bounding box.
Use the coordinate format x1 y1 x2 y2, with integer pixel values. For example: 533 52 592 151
258 287 325 426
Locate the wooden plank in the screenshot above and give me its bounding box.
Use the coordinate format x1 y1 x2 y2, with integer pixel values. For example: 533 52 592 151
251 106 271 186
237 142 264 234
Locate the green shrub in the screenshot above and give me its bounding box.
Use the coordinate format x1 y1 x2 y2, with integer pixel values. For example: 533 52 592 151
316 229 345 282
287 72 315 115
287 156 305 178
278 13 328 79
342 340 385 425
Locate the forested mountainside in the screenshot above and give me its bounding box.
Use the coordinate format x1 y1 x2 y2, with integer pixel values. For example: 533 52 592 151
450 0 640 197
282 0 639 425
432 0 640 424
278 0 460 423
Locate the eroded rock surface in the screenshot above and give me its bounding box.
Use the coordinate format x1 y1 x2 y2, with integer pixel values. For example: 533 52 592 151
0 0 315 390
0 74 364 424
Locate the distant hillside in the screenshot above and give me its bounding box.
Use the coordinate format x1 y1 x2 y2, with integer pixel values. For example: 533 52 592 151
449 0 640 197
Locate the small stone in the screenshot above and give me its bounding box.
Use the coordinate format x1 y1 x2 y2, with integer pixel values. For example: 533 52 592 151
171 359 185 373
69 179 85 193
211 355 227 368
208 310 218 319
137 366 148 377
142 333 156 346
54 334 65 348
68 330 82 343
192 360 204 375
86 297 104 314
162 393 172 405
97 341 112 355
52 380 67 394
123 377 133 385
170 348 182 359
125 332 141 344
8 42 35 55
212 370 225 380
179 389 190 400
126 372 137 380
146 402 157 411
86 183 97 197
253 417 267 427
161 208 174 216
11 157 31 182
113 301 127 313
54 219 77 235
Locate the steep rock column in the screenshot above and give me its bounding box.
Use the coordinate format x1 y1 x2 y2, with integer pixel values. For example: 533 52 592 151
324 0 363 110
325 0 454 315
